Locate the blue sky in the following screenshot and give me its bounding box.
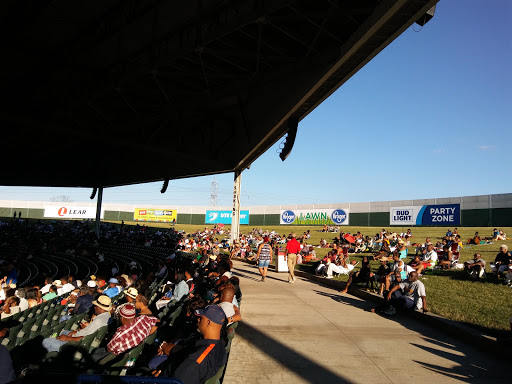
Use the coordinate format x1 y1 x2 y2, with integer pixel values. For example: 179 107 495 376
1 0 510 207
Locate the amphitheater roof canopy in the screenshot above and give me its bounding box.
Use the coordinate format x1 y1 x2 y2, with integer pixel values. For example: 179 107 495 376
1 0 437 188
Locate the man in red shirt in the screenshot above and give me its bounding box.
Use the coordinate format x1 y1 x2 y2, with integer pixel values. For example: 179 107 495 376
285 233 301 283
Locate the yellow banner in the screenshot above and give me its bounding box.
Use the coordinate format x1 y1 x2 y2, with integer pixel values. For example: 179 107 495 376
134 208 177 222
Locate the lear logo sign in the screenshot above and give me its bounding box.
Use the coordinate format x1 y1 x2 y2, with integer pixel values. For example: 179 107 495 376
390 204 460 226
280 209 349 225
281 211 296 224
57 207 88 216
331 209 347 225
44 206 102 219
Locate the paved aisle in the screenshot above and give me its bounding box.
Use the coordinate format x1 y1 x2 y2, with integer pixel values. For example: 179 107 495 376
223 261 507 384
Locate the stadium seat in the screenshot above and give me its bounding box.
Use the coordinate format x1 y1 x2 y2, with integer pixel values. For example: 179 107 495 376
89 326 108 352
168 305 183 327
144 332 157 345
15 318 37 346
1 323 22 348
10 310 25 323
204 364 225 384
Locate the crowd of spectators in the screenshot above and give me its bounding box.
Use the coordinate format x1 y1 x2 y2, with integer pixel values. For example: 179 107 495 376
0 219 242 383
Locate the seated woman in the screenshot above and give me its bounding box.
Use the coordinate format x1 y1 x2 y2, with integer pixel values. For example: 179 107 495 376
354 241 366 253
408 255 425 275
384 252 407 291
373 242 391 261
467 231 481 245
369 257 391 294
494 230 506 241
438 245 454 269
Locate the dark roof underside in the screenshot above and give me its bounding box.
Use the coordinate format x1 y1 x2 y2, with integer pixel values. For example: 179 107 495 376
0 0 438 187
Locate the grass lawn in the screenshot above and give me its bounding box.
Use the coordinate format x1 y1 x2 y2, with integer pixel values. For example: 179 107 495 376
110 221 512 335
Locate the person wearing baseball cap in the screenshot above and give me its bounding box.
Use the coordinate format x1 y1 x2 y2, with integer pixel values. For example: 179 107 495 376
106 304 158 356
99 278 121 298
42 295 112 353
69 285 96 315
161 305 227 382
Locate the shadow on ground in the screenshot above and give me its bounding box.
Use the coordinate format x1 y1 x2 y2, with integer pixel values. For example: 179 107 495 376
235 321 352 384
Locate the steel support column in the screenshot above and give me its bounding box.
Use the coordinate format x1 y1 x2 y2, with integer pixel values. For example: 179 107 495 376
95 187 103 237
230 170 242 245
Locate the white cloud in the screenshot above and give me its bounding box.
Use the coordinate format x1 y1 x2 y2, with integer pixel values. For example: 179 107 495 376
478 145 496 151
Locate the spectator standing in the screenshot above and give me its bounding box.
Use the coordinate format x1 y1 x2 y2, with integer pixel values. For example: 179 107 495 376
284 233 301 284
256 237 273 282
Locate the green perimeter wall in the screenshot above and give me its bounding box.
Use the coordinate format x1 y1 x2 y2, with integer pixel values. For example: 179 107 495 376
1 207 511 227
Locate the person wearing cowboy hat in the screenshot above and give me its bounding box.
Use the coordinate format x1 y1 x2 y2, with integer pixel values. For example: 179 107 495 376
42 295 112 353
117 287 152 316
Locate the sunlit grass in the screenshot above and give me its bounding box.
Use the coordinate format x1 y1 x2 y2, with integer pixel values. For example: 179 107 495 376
109 221 512 333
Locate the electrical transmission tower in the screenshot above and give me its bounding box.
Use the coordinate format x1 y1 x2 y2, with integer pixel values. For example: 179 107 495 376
210 177 218 207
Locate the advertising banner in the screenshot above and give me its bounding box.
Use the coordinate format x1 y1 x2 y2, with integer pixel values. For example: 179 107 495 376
44 206 103 219
280 208 349 225
205 210 249 225
390 204 460 226
134 208 177 222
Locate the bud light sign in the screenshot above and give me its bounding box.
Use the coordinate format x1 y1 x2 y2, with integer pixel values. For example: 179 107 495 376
280 209 349 225
281 211 296 224
331 209 347 225
390 204 460 226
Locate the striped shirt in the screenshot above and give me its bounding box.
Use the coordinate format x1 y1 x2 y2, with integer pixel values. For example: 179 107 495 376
258 244 272 261
107 315 158 355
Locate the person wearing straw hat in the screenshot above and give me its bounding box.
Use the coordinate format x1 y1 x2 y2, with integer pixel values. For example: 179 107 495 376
119 287 152 316
42 295 112 353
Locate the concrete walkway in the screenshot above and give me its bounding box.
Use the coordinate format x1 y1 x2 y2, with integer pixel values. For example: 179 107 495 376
223 261 508 384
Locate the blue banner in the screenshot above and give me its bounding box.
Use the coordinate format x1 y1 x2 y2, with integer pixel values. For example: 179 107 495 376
205 210 249 224
417 204 460 225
